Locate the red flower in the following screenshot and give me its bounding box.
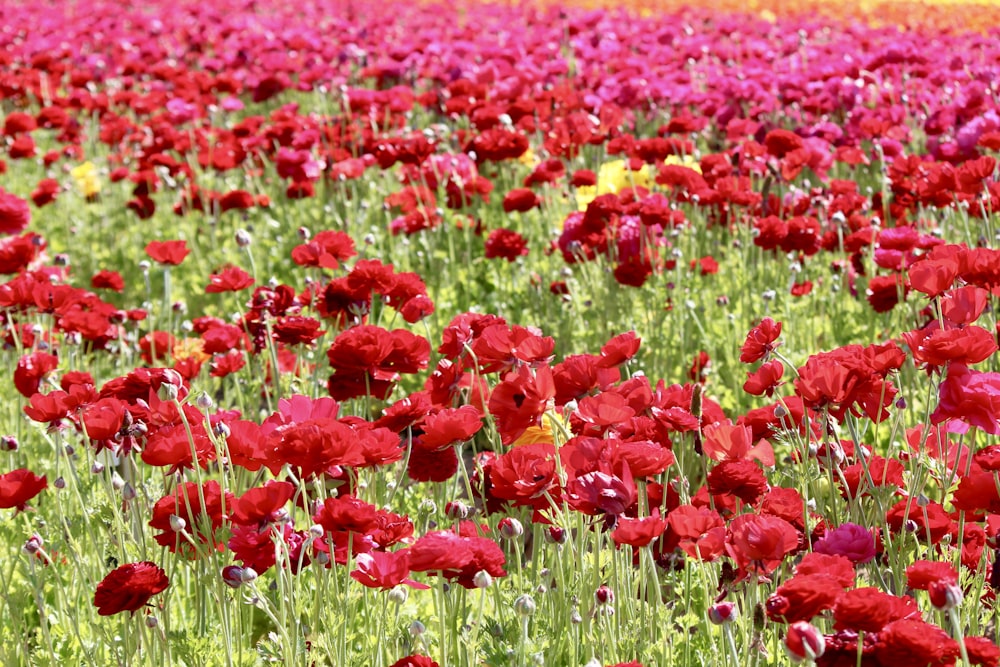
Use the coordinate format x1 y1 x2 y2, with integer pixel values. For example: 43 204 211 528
664 504 726 561
740 318 782 363
484 228 529 261
931 363 1000 434
418 406 483 449
149 481 234 556
145 240 190 265
876 619 960 667
0 189 30 235
795 552 855 587
231 481 296 527
326 326 430 401
407 446 459 482
0 468 47 511
903 324 998 369
964 637 1000 667
291 230 357 269
408 531 474 572
91 269 125 292
611 512 667 548
743 360 784 397
725 513 798 575
272 418 365 478
706 459 769 504
905 559 958 590
488 443 559 509
389 655 439 667
502 188 541 213
81 397 127 442
93 562 169 616
488 365 555 445
351 549 429 590
205 265 254 293
832 588 918 632
13 351 59 397
766 573 845 623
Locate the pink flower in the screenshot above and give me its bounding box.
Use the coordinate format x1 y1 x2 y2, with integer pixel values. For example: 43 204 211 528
813 523 877 564
931 363 1000 435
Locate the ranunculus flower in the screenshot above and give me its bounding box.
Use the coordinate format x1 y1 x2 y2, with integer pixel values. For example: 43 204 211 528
0 189 30 235
813 522 877 564
93 562 169 616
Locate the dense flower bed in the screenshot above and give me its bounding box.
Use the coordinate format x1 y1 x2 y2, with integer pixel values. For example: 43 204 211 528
2 0 1000 665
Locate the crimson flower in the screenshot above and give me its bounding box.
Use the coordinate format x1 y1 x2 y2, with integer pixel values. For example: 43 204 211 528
93 562 169 616
145 239 190 265
205 265 254 293
739 318 782 363
0 468 47 511
350 549 429 590
877 619 960 667
484 228 529 261
766 573 845 623
725 513 799 576
0 189 30 235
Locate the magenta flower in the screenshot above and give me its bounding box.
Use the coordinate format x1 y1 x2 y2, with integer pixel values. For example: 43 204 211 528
813 522 876 564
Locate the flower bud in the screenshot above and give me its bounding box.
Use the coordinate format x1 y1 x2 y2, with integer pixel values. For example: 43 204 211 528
1 435 18 452
23 534 44 556
785 621 825 662
499 517 523 540
708 601 738 625
169 515 187 532
222 565 245 588
409 621 426 637
445 501 470 520
388 586 409 605
929 580 963 611
235 229 252 247
595 585 614 605
544 526 568 544
473 570 493 589
195 392 214 410
514 594 536 617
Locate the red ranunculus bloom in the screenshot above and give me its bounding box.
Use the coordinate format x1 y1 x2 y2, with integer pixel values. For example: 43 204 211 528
0 468 47 511
93 561 169 616
484 228 529 261
0 189 30 235
740 318 782 363
145 239 190 265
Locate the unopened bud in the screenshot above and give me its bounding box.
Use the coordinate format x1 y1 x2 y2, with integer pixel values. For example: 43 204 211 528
785 621 825 662
929 580 963 611
169 515 187 532
473 570 493 589
23 534 44 555
709 601 738 625
499 517 523 540
387 586 409 605
514 594 536 617
445 501 470 520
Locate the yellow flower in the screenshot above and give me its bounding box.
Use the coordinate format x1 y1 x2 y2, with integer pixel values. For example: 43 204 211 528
173 338 210 363
576 159 653 211
511 412 566 447
70 162 101 198
518 147 538 168
664 154 702 174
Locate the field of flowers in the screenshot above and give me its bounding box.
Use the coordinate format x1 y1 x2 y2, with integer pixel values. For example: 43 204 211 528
2 0 1000 665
